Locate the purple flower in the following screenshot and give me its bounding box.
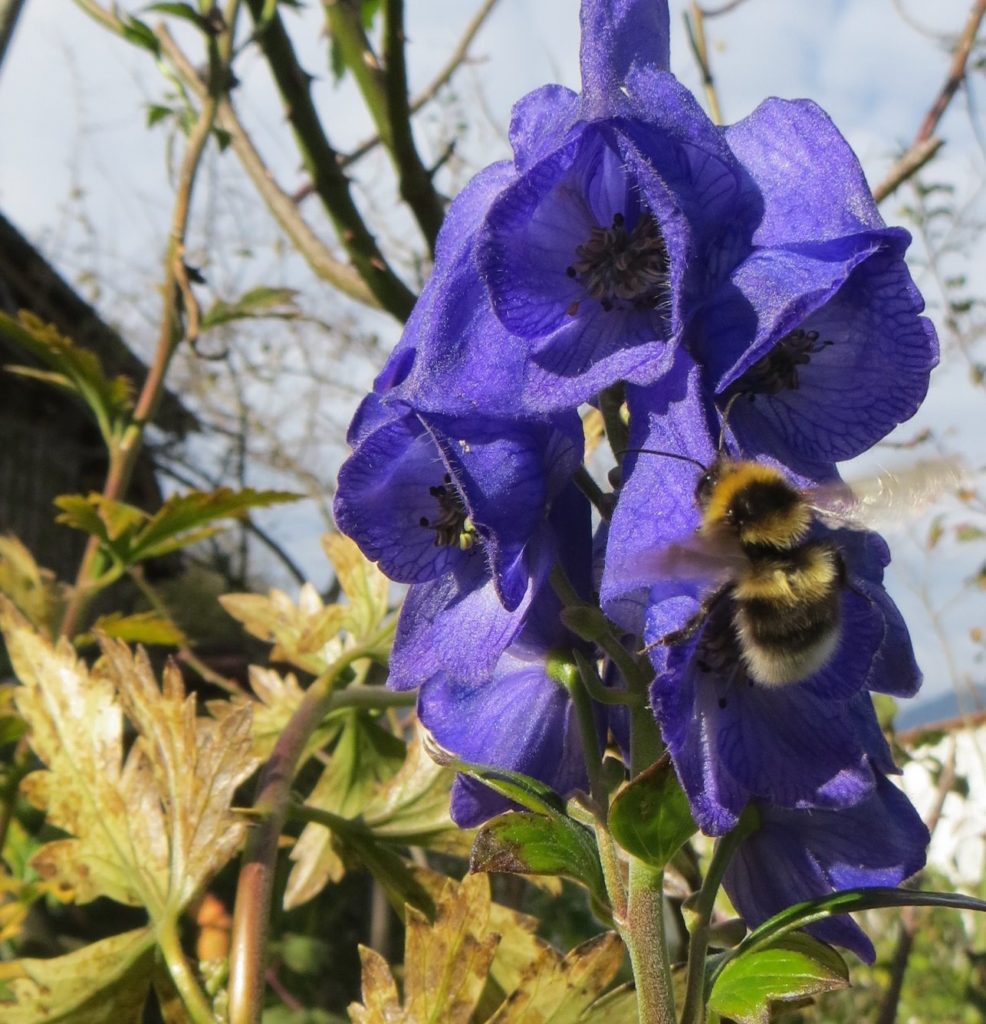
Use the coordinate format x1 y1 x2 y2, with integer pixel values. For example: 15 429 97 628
334 397 582 612
694 99 938 473
600 362 920 833
408 488 599 825
380 0 755 417
724 773 930 962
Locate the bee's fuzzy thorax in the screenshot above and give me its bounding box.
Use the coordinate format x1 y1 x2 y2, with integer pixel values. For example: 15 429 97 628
701 460 811 548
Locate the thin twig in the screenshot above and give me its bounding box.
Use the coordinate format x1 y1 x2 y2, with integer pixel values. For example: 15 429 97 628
156 27 378 307
243 0 416 320
60 2 237 639
697 0 750 17
684 3 723 125
290 0 499 198
874 741 957 1024
875 0 986 203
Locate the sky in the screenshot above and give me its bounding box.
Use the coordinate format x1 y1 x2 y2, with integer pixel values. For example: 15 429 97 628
1 0 984 711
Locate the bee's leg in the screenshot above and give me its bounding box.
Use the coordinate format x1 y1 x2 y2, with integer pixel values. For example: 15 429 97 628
639 584 731 654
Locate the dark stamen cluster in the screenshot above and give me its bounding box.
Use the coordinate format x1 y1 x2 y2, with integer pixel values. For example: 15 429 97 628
739 328 833 397
566 212 669 313
419 474 477 550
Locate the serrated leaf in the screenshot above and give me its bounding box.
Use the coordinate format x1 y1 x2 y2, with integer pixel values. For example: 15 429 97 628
220 585 349 674
411 867 545 1005
349 874 499 1024
208 665 318 760
130 487 300 562
80 610 186 647
708 933 849 1024
0 535 62 633
609 754 696 870
471 811 605 900
1 601 259 915
360 726 471 853
486 931 626 1024
0 927 154 1023
201 286 299 329
146 103 173 128
322 533 390 643
285 712 405 909
0 312 133 442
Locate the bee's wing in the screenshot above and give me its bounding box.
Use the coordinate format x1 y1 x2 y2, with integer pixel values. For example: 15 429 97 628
632 530 747 585
808 457 966 533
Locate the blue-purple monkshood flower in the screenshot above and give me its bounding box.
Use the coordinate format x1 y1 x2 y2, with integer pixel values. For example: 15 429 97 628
692 99 938 474
723 772 930 962
408 487 601 826
600 362 920 834
377 0 759 418
334 394 582 613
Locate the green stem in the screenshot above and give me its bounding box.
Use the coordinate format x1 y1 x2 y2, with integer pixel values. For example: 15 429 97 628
573 649 639 707
574 465 613 520
157 916 216 1024
327 685 415 711
559 654 606 809
617 677 673 1023
598 383 629 462
226 639 386 1024
679 810 758 1024
626 860 677 1024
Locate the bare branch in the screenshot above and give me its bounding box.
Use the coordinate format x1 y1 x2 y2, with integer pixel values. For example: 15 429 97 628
157 27 378 307
243 0 416 320
876 0 986 203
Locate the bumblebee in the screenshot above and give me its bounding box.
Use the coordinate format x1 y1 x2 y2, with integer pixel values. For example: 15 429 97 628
639 450 959 688
659 457 845 686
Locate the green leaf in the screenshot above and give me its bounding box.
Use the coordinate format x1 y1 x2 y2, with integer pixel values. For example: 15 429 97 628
0 312 133 443
428 746 568 818
146 103 174 128
609 753 696 869
121 16 161 56
0 927 155 1023
144 2 211 31
956 523 986 542
80 611 186 648
285 711 405 909
708 933 849 1024
470 811 606 900
129 487 300 562
201 286 299 329
721 887 986 978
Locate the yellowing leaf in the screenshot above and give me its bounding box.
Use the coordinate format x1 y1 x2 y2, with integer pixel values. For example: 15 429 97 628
349 874 500 1024
209 665 310 759
1 601 259 917
79 610 187 648
486 932 626 1024
220 585 349 674
0 927 154 1023
0 536 62 633
322 533 390 642
285 711 406 909
221 538 391 676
